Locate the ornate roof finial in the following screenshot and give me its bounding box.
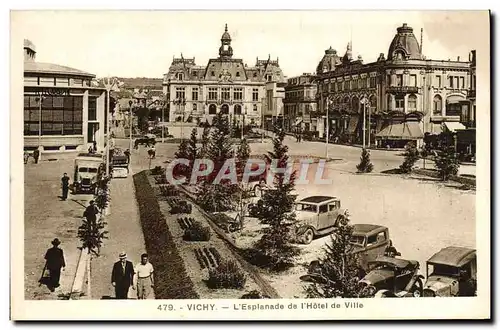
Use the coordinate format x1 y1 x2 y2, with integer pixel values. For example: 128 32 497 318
225 23 228 32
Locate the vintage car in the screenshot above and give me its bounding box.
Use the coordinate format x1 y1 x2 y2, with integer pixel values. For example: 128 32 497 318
359 256 425 298
73 153 105 194
111 155 129 178
349 224 393 272
423 246 477 297
134 134 157 148
294 196 348 244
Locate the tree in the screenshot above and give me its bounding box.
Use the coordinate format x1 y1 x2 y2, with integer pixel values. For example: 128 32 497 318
251 129 300 271
174 138 190 180
77 217 109 256
356 148 374 173
235 138 252 230
305 216 364 298
187 128 199 163
134 106 150 133
197 112 238 212
199 126 211 158
399 142 420 173
435 145 459 181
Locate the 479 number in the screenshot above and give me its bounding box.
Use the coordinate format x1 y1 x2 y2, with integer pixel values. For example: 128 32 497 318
157 304 175 311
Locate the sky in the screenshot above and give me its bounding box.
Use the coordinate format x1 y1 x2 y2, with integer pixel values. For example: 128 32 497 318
12 10 489 79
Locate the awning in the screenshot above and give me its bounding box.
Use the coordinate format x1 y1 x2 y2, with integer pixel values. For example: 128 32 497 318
443 121 466 132
346 116 359 134
429 123 443 134
295 119 303 126
376 121 423 140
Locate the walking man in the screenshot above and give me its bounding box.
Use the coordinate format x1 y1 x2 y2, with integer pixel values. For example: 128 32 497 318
134 253 154 299
83 200 99 223
33 148 40 164
61 173 70 200
43 238 65 292
111 252 135 299
124 149 131 164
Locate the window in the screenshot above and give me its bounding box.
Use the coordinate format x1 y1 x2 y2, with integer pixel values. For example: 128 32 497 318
178 73 183 81
208 87 218 101
370 76 377 88
193 103 197 111
252 88 259 102
408 94 417 111
266 75 272 82
211 71 215 77
343 81 349 90
455 77 459 89
40 77 55 86
337 82 342 91
234 104 242 115
208 104 217 115
193 71 197 77
396 74 403 86
88 97 97 121
192 88 198 101
367 235 377 246
233 87 243 101
175 87 185 100
253 104 258 111
319 204 328 213
236 72 240 77
56 78 69 86
376 231 387 243
328 203 337 211
253 72 257 78
435 75 441 88
433 95 442 114
448 76 454 88
410 74 417 87
221 87 230 101
24 95 83 136
395 95 404 110
460 77 465 89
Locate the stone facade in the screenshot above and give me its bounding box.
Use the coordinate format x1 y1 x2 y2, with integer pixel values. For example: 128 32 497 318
314 23 473 147
163 24 285 127
284 73 318 133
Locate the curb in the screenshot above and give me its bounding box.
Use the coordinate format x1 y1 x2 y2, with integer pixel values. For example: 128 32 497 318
69 247 89 300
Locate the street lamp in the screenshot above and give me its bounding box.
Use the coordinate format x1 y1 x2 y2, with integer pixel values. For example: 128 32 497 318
102 76 117 177
161 100 165 143
37 93 45 158
360 95 370 149
173 98 186 139
326 95 331 159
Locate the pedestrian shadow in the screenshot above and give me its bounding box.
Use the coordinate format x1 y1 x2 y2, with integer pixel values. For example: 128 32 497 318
101 295 115 300
71 199 88 209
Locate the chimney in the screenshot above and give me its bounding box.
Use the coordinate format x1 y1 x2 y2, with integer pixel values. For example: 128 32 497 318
23 39 36 62
457 56 460 61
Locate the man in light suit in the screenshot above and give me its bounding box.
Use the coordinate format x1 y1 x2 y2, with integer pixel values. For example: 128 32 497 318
111 252 135 299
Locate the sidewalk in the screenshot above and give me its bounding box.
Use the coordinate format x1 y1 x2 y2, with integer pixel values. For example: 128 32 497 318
90 166 153 300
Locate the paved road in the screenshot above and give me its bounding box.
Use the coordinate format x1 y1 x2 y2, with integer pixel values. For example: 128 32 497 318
24 158 93 300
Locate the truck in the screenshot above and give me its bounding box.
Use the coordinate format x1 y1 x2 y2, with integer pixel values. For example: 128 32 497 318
73 153 105 194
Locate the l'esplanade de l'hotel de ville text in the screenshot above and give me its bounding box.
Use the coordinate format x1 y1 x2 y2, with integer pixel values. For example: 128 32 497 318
23 23 476 153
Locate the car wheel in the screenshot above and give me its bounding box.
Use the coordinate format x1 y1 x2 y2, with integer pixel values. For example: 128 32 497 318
412 278 424 298
301 228 314 245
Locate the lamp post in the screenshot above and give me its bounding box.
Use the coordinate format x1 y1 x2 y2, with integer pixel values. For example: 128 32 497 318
128 100 133 151
37 93 45 157
326 95 331 159
368 102 372 148
161 100 165 143
360 95 369 149
102 77 117 177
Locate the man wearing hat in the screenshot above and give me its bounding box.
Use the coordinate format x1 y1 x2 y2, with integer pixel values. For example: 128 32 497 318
111 252 135 299
43 238 66 291
83 200 99 223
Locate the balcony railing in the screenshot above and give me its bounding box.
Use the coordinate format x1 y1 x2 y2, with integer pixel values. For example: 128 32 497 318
387 86 419 94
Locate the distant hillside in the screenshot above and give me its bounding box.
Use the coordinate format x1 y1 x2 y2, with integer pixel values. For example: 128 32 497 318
117 77 163 89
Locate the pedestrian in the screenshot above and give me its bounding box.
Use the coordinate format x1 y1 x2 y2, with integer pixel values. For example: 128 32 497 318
134 253 154 300
33 148 40 164
83 200 99 223
24 150 30 164
43 238 66 292
61 173 70 200
150 145 156 159
88 145 93 154
111 252 135 299
124 149 131 164
93 141 97 153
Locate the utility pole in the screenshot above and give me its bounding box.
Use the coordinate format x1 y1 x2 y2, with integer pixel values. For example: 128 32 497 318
128 100 133 151
361 95 367 149
368 101 371 148
102 77 117 177
326 94 330 159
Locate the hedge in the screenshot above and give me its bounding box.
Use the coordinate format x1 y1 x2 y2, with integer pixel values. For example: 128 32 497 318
133 171 199 299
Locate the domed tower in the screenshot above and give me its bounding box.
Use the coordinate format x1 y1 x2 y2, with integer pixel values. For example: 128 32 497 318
219 24 233 59
387 23 423 61
316 46 341 74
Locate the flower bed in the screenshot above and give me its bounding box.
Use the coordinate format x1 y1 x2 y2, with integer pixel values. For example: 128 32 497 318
133 171 199 299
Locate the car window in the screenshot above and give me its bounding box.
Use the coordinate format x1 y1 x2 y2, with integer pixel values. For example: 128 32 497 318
350 235 365 246
319 204 328 213
296 204 317 212
376 231 386 243
79 167 88 172
328 203 337 211
367 234 377 246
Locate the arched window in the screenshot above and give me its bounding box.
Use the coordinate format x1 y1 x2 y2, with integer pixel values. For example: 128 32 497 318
208 104 217 115
253 104 258 112
369 95 377 113
408 94 417 111
433 95 442 114
234 104 242 115
351 97 359 113
220 104 229 115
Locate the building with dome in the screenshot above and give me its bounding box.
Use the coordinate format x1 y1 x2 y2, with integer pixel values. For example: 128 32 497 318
163 24 286 127
313 23 473 148
23 39 107 152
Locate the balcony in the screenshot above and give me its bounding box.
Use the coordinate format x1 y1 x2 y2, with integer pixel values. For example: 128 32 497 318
387 86 419 94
